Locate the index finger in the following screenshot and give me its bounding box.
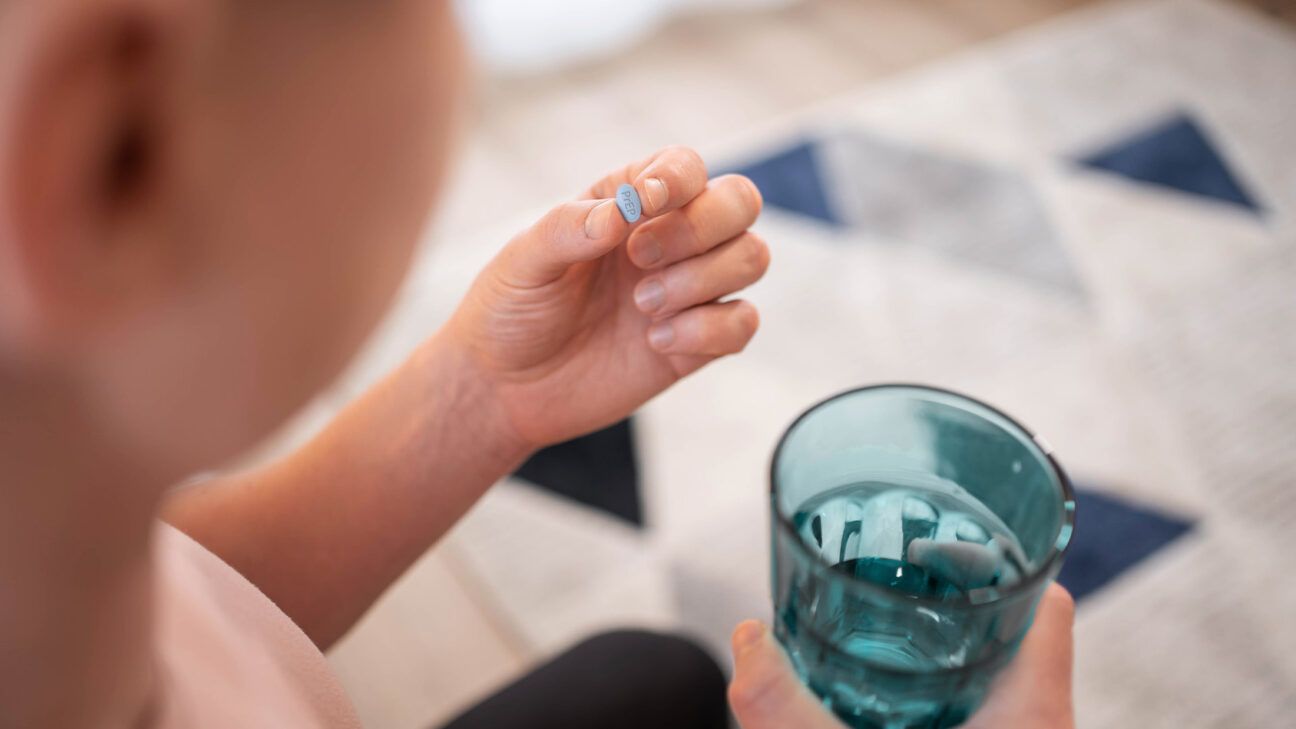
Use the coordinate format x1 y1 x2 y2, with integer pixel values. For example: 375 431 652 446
585 145 708 219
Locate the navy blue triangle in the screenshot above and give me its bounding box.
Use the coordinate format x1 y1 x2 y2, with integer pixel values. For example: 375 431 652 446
723 139 843 226
513 418 643 526
1057 486 1193 601
1078 113 1262 213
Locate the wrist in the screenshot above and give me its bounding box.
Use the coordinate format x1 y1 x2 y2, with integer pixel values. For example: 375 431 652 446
415 329 535 471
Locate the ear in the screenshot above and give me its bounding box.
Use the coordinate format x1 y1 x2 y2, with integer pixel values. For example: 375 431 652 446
0 0 195 355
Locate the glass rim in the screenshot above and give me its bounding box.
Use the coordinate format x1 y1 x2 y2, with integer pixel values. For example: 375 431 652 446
769 383 1076 615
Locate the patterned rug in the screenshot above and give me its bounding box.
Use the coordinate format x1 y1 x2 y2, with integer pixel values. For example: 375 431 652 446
367 1 1296 726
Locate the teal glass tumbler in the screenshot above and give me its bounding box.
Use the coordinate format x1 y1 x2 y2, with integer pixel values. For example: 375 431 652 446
770 385 1075 728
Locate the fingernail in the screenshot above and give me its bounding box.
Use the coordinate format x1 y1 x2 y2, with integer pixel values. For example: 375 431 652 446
634 280 665 313
732 620 766 655
643 177 668 213
635 232 663 267
647 322 674 351
585 200 617 239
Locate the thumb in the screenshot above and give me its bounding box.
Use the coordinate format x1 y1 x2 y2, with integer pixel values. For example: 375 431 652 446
728 620 845 729
496 198 629 288
966 582 1076 728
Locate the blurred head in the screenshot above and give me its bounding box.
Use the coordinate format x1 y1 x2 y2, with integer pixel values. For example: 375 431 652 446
0 0 465 475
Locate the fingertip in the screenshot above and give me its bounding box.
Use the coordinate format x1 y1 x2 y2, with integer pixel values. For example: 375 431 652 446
733 300 761 346
651 300 760 357
1009 582 1075 683
727 622 780 714
746 232 772 277
642 177 668 216
1047 581 1073 601
510 199 629 286
647 321 675 352
1042 583 1076 629
731 620 767 658
737 299 760 330
628 229 664 269
742 174 764 214
584 199 628 242
636 145 707 216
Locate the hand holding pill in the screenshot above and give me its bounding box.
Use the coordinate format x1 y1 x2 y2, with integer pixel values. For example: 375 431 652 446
447 145 768 448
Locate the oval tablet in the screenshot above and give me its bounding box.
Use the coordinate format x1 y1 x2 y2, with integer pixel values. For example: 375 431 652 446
615 183 642 223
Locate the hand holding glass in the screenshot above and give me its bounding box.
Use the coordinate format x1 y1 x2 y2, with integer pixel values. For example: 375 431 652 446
770 385 1075 728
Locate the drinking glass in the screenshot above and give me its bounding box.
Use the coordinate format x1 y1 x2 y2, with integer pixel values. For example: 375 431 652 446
770 384 1075 728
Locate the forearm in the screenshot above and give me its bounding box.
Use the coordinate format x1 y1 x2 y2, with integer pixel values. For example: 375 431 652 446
163 332 530 649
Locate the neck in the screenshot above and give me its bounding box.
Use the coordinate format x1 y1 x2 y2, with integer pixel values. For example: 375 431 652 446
0 364 163 729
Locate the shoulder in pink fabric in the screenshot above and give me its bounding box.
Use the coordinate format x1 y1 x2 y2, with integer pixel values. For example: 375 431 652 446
151 523 364 729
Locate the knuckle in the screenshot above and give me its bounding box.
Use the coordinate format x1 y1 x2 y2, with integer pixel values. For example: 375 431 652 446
727 663 782 716
533 215 561 245
660 160 691 188
715 174 763 216
674 145 707 175
727 676 768 715
726 679 752 713
680 213 707 254
537 203 578 242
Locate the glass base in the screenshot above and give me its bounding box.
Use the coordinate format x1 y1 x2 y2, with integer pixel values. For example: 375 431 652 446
776 618 989 729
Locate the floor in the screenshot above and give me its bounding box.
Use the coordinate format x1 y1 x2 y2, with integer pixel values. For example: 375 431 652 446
311 2 1296 729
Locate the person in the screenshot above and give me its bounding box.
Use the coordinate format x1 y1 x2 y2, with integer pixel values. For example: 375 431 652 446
0 1 1074 727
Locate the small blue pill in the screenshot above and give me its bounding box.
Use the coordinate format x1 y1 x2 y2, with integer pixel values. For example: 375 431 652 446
615 183 642 223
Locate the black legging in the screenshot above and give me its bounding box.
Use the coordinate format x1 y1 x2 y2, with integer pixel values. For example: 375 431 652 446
439 630 730 729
